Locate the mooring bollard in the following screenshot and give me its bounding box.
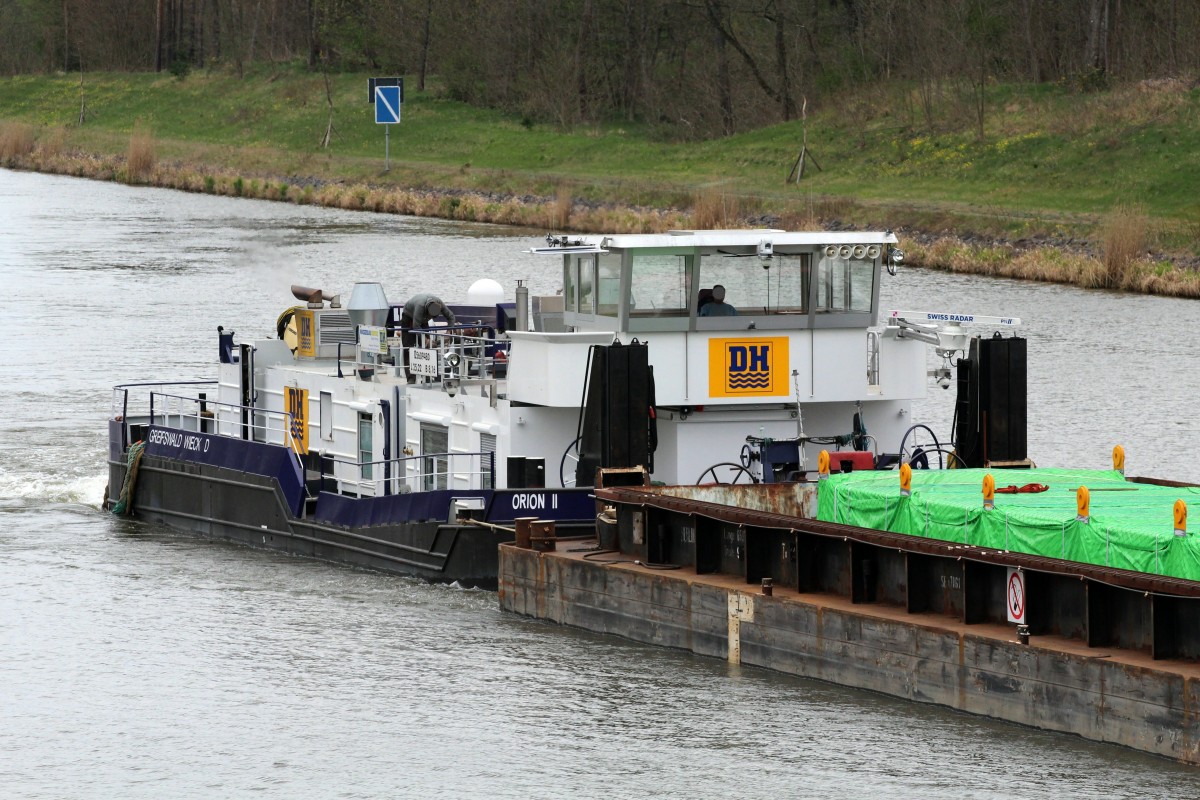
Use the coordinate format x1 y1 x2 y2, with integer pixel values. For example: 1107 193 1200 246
514 516 537 549
530 519 557 552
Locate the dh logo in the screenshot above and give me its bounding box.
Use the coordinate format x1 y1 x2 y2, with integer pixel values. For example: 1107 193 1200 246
285 386 309 454
727 344 771 390
708 336 788 397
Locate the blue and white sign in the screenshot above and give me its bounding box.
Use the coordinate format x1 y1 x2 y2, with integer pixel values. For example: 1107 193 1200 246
375 85 401 124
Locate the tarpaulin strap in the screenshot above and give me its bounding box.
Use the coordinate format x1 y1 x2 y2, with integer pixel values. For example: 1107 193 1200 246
995 483 1049 494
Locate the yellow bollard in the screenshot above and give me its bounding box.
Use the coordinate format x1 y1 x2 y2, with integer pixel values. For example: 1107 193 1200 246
1113 445 1125 476
818 449 830 481
1175 499 1187 538
983 474 995 510
1076 485 1090 523
900 463 912 497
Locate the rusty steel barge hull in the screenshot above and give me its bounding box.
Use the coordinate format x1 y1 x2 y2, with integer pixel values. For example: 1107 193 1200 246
498 484 1200 765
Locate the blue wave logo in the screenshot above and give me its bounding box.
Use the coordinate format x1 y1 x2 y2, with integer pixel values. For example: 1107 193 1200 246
727 344 771 392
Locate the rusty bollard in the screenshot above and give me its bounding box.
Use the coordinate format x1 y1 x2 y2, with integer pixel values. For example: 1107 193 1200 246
530 520 557 552
514 516 537 549
761 577 773 596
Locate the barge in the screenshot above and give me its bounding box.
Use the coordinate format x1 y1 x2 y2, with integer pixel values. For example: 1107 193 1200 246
499 453 1200 762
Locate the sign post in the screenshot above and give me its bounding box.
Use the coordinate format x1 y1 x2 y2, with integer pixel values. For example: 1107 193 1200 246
369 78 404 172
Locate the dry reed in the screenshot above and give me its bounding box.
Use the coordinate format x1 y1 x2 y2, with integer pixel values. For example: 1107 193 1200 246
691 187 740 229
1100 205 1147 289
127 123 156 183
0 122 35 163
34 126 67 159
551 185 573 230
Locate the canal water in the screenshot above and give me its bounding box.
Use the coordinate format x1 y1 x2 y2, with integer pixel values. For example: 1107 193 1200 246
2 168 1199 798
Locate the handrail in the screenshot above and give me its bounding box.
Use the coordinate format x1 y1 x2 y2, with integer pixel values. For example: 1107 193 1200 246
402 325 507 382
319 450 497 497
111 380 217 419
118 393 304 479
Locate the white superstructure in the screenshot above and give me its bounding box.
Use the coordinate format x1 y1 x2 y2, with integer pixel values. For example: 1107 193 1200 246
197 228 966 495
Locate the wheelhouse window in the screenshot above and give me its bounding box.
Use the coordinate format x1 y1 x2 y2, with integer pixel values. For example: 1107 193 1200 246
816 253 874 313
698 252 810 316
565 254 597 315
595 253 622 317
629 253 691 317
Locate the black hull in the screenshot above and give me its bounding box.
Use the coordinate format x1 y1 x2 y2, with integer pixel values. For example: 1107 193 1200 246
108 454 560 589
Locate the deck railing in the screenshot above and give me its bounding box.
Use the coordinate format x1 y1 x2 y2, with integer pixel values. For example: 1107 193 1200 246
111 383 304 474
343 324 509 380
318 450 497 497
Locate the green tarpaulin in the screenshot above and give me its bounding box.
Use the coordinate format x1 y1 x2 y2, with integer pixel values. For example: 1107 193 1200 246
817 468 1200 582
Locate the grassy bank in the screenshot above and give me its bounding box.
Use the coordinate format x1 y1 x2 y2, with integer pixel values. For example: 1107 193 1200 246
2 66 1200 296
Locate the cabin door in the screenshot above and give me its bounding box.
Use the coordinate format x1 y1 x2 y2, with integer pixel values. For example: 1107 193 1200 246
420 425 449 491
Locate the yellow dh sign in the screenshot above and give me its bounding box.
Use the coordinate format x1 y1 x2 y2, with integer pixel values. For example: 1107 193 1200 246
295 309 317 357
708 337 789 397
285 386 309 454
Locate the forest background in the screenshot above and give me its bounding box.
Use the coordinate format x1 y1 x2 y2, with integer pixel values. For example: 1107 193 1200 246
3 0 1200 295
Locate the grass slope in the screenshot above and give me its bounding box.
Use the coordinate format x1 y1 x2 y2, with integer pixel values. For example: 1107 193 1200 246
2 66 1199 247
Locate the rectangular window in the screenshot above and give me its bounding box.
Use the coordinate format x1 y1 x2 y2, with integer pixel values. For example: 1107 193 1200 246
629 253 690 317
421 424 449 491
698 253 809 316
564 258 578 312
577 255 596 315
320 391 333 440
480 432 497 489
816 256 873 311
816 255 874 313
595 253 622 317
358 412 373 480
849 259 874 312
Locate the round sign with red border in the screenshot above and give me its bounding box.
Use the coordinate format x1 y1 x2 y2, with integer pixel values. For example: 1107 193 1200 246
1006 568 1026 624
